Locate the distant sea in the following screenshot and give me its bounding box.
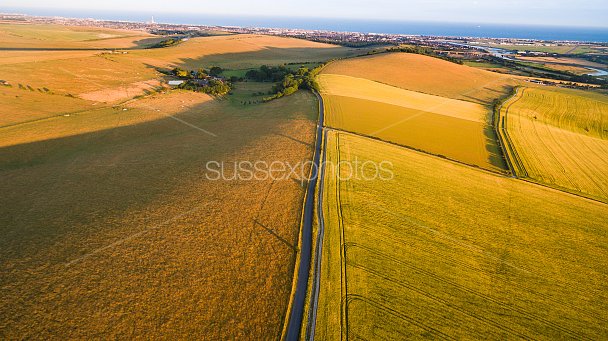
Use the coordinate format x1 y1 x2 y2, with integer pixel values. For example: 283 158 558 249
3 7 608 42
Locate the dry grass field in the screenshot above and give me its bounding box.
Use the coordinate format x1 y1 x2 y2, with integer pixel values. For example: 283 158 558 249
130 34 360 70
0 85 318 339
0 23 160 49
319 63 508 171
315 130 608 340
321 52 517 105
0 27 357 126
0 23 351 339
499 86 608 202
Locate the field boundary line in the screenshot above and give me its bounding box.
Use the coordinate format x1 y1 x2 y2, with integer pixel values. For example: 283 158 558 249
327 127 508 176
305 128 328 341
497 87 608 205
335 128 608 207
496 86 529 177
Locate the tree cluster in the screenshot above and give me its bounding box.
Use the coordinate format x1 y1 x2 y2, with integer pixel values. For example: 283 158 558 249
262 65 323 102
171 67 231 96
245 65 291 82
179 79 231 96
172 66 224 79
151 38 181 49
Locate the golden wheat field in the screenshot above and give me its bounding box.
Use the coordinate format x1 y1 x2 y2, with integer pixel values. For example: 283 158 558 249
321 52 517 105
315 130 608 340
318 68 507 171
499 86 608 202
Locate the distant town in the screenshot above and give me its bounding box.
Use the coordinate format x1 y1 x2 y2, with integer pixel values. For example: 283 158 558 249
2 12 607 88
3 12 607 50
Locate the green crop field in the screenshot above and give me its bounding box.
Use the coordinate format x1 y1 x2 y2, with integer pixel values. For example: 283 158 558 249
315 130 608 340
498 86 608 202
489 44 596 55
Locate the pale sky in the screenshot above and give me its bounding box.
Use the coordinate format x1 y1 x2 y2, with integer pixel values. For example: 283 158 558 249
2 0 607 27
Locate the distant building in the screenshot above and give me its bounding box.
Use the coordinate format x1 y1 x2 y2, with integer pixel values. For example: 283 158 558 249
168 80 184 86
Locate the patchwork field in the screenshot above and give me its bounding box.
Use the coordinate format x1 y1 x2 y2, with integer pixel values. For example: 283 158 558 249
319 58 509 171
315 130 608 340
321 52 517 105
489 44 596 55
515 55 607 69
539 63 594 75
499 86 608 202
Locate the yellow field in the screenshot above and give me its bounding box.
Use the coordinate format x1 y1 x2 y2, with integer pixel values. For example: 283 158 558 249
318 69 507 171
321 52 516 105
315 130 608 340
499 86 608 202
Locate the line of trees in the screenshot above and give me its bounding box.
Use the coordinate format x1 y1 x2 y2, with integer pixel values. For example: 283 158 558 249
150 38 182 49
386 45 464 64
172 66 224 79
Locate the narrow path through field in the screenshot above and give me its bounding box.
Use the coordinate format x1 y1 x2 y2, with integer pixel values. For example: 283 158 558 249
285 91 325 340
306 92 328 341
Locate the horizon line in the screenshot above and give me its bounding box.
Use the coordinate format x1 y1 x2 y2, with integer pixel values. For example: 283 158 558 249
3 7 608 30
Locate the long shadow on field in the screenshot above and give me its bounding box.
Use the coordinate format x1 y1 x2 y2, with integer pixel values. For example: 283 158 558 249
0 90 316 338
484 122 509 171
253 219 297 251
483 84 516 172
0 93 313 264
172 46 359 69
274 132 312 148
